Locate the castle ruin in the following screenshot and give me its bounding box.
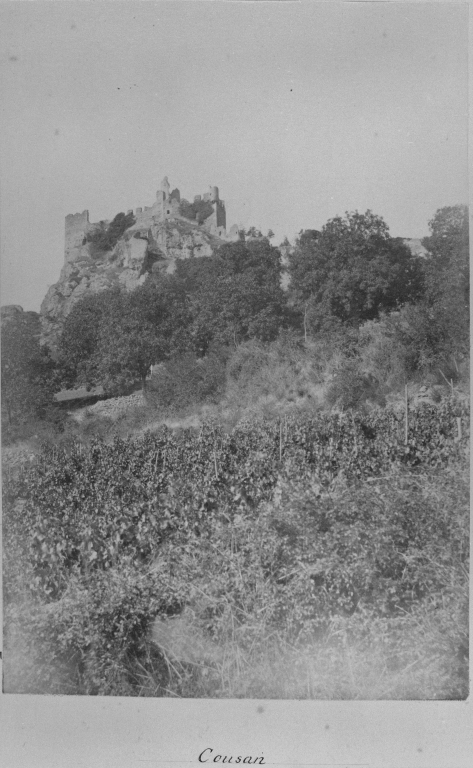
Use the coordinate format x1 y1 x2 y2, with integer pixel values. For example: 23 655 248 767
65 177 240 252
150 176 229 236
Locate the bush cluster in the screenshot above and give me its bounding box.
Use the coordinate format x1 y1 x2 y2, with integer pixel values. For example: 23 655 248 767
86 211 136 254
147 349 228 412
179 199 214 224
3 400 469 697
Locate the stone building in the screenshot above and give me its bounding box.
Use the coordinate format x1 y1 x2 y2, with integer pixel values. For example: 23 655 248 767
64 176 240 250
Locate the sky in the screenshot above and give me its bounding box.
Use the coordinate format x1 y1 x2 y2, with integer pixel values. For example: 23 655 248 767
0 1 469 312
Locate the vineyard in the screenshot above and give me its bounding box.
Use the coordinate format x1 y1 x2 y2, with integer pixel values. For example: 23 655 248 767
3 398 469 698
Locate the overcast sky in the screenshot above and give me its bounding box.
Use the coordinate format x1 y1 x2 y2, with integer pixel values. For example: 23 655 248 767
0 1 468 312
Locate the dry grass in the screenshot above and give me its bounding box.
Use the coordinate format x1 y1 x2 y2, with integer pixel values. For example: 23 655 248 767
126 597 468 700
5 597 467 699
3 403 468 700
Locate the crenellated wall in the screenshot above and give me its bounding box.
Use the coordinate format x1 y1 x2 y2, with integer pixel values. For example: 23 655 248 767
64 177 235 257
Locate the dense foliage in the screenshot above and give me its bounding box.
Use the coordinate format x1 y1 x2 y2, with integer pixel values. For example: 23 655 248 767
422 204 469 286
86 211 136 254
58 238 291 395
289 211 424 333
3 400 469 696
1 310 59 438
179 199 214 224
58 284 176 395
2 204 469 698
418 205 470 371
147 348 228 410
167 239 290 352
54 205 468 403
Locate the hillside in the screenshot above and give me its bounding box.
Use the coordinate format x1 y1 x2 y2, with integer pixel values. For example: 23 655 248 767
2 199 469 700
40 213 227 352
38 174 433 356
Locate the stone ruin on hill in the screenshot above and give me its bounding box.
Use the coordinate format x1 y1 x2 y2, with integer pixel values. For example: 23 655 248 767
39 175 427 352
40 177 241 351
64 177 241 261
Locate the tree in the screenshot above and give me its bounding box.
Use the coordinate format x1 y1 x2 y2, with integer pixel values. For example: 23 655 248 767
57 283 177 395
168 239 289 354
92 289 164 394
1 309 58 433
245 226 263 238
289 211 424 334
416 204 470 373
86 211 136 254
179 199 213 224
422 205 469 264
422 205 469 308
297 229 320 249
57 294 106 389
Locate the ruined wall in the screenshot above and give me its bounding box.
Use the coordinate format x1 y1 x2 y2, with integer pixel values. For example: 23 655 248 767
41 186 229 351
215 199 226 228
202 197 226 233
65 180 232 250
65 210 92 263
226 224 241 242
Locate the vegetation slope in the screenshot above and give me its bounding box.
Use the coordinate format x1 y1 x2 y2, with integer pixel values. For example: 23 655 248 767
2 204 469 698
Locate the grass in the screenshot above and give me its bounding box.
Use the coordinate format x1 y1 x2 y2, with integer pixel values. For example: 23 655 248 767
5 599 467 699
2 334 469 700
3 458 468 699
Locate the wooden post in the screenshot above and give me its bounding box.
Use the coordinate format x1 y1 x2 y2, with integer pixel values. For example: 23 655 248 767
279 420 283 462
404 385 409 446
284 414 287 443
457 417 462 441
439 368 455 394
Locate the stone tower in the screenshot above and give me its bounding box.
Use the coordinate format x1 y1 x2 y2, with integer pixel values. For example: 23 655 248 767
161 176 171 201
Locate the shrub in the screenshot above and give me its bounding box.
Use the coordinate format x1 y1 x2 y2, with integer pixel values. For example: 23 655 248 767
3 403 469 697
86 211 136 255
147 349 227 411
179 199 214 224
223 334 325 415
326 358 383 410
357 315 410 389
1 310 59 441
4 566 177 695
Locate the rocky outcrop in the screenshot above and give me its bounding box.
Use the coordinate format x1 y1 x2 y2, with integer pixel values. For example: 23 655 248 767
1 305 41 334
39 179 430 354
403 238 428 259
40 215 225 352
1 305 25 324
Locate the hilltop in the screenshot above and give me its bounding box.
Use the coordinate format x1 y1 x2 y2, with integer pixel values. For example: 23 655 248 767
40 177 240 351
38 176 429 353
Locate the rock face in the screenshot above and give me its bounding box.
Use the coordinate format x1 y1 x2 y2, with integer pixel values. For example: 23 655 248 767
40 209 226 352
39 174 429 353
1 305 41 333
1 305 25 324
